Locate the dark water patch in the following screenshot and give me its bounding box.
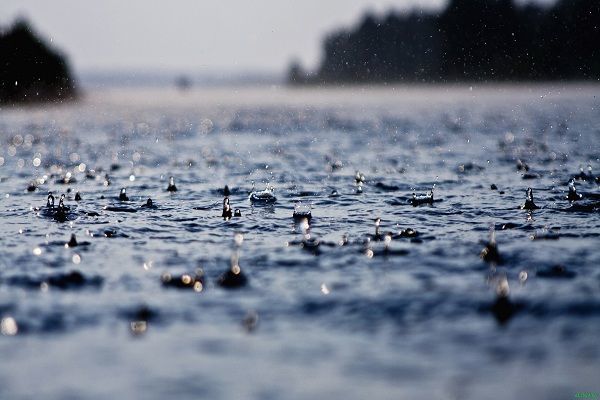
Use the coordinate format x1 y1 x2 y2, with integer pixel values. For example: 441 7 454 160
119 304 161 324
525 301 600 318
2 271 103 290
12 312 68 335
0 303 16 314
103 205 138 213
161 271 205 292
373 182 400 192
536 265 576 279
297 294 495 332
144 235 180 241
131 227 166 234
474 296 596 325
487 297 525 325
193 203 218 211
170 216 200 222
521 172 541 180
386 197 411 206
564 202 600 213
54 175 78 185
578 232 600 238
217 267 248 289
92 229 130 239
495 222 520 230
291 190 322 197
457 162 485 174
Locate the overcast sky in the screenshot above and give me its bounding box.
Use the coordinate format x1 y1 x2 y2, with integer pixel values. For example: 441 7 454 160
2 0 449 74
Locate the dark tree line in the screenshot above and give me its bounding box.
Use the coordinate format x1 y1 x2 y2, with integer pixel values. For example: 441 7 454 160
289 0 600 84
0 19 76 104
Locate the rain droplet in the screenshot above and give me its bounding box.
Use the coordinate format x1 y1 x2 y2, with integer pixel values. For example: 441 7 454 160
234 233 244 247
1 316 18 336
519 271 528 284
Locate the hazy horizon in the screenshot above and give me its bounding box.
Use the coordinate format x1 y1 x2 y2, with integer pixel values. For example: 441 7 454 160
2 0 555 79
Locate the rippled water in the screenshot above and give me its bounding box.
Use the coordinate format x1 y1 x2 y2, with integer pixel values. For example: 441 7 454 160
1 85 599 400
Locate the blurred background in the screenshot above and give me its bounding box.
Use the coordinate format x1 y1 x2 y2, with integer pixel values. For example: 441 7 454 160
2 0 582 94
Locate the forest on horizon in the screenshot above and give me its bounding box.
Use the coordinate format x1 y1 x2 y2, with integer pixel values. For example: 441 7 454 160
289 0 600 84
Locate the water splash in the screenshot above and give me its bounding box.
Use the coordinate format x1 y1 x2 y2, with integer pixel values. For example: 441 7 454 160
222 197 232 220
293 202 312 221
480 225 501 264
166 176 178 192
217 233 248 288
249 183 277 204
119 188 129 201
411 184 435 206
566 178 583 201
520 187 539 210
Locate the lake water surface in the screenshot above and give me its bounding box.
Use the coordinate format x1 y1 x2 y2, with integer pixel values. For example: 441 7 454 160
0 85 599 399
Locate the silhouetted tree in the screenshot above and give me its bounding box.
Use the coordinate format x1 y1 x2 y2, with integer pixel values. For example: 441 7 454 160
290 0 600 84
0 18 76 104
439 0 525 80
287 59 307 85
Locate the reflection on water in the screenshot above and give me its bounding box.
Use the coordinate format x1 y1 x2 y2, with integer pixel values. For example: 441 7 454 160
0 85 599 399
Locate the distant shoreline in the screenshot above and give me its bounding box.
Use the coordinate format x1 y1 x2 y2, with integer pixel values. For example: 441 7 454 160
285 79 600 89
3 81 598 112
289 0 600 85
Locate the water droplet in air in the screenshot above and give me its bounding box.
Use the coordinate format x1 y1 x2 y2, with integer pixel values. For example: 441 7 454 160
1 316 18 336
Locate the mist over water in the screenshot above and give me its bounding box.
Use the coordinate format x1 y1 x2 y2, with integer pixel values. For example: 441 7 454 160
0 85 599 399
